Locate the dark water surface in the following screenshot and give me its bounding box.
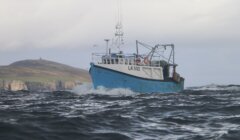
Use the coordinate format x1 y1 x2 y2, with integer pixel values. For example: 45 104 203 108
1 85 240 140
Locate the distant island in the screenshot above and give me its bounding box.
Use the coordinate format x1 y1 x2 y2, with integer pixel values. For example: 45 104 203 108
0 59 91 91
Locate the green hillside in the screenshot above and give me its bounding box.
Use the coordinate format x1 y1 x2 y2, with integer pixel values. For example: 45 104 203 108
0 59 91 83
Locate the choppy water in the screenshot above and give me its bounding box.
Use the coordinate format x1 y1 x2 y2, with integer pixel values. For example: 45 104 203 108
1 84 240 140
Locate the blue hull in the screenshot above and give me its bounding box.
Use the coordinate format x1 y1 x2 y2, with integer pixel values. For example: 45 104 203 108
89 63 184 93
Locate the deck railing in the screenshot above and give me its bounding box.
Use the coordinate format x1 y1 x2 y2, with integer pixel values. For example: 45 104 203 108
91 53 161 67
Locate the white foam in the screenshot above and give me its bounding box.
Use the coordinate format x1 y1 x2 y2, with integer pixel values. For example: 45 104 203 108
71 83 137 96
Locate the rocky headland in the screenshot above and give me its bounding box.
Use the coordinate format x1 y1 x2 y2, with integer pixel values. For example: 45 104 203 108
0 59 91 92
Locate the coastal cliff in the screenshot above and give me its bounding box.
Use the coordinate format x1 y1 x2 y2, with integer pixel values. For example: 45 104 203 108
0 59 91 92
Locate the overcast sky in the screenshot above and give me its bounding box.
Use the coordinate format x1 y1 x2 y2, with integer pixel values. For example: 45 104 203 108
0 0 239 87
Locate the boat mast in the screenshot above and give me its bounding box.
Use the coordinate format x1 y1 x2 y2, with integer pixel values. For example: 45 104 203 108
114 0 124 50
136 40 139 56
104 39 110 55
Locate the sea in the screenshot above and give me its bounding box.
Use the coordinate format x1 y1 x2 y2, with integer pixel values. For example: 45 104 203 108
1 84 240 140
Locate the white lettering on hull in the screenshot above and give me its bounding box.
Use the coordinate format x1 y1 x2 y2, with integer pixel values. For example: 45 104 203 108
95 64 164 80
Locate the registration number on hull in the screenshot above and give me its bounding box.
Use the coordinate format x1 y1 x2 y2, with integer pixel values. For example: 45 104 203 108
128 66 140 71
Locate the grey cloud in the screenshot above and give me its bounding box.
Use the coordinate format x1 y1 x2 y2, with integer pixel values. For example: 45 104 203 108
0 0 239 50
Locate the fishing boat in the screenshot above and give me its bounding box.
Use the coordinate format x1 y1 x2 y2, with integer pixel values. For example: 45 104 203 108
89 1 184 93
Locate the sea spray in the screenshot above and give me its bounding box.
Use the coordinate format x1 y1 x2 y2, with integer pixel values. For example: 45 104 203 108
72 83 137 96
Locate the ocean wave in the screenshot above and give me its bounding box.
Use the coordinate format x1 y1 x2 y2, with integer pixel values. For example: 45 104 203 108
1 85 240 140
188 84 240 91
